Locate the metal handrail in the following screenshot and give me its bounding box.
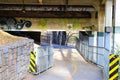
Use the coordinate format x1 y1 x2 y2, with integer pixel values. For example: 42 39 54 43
76 37 109 80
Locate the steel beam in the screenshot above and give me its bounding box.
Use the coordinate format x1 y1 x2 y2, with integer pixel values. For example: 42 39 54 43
0 4 96 11
0 11 91 18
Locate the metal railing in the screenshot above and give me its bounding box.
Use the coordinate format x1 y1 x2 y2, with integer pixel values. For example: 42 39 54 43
33 45 54 74
76 38 110 80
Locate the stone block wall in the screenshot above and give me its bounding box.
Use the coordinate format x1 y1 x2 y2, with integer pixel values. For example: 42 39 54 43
0 39 34 80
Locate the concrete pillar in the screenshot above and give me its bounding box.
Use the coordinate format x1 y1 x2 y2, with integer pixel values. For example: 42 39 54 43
105 0 113 27
97 5 105 50
114 0 120 50
104 2 113 79
91 12 96 25
91 12 97 31
98 6 105 32
39 0 43 4
114 0 120 26
97 5 106 66
105 0 113 52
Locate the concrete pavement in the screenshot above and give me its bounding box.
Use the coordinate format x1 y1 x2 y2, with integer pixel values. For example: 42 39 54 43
34 48 103 80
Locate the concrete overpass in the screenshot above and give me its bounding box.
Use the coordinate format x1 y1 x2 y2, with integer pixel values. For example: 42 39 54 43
0 0 120 80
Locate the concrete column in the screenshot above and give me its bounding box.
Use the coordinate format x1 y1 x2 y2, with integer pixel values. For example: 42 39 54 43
39 0 43 4
98 6 105 32
91 12 97 31
97 5 106 65
113 0 120 53
97 5 105 49
105 0 113 52
105 0 113 27
114 0 120 26
91 12 96 24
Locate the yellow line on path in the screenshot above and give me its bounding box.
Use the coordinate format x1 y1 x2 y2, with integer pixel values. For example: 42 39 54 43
66 57 78 80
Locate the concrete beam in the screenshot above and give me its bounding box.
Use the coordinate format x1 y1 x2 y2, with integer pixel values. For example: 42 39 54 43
0 11 91 18
102 0 106 5
0 4 96 12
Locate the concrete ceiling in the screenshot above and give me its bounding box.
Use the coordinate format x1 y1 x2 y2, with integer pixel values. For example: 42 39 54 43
0 0 101 5
0 0 103 10
0 0 104 18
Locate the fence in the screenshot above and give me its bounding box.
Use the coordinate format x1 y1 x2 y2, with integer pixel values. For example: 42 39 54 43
76 38 110 80
32 45 54 74
40 32 52 46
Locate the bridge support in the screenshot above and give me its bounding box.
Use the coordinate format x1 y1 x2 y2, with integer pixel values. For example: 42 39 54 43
113 0 120 52
104 0 113 53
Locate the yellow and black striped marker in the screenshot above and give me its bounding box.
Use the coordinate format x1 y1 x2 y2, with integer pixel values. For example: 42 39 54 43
29 51 37 73
109 54 119 80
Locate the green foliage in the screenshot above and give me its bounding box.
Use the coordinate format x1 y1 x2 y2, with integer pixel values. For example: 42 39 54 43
114 44 120 55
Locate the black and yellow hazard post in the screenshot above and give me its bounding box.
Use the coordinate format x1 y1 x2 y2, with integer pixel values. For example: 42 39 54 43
29 51 37 74
109 54 119 80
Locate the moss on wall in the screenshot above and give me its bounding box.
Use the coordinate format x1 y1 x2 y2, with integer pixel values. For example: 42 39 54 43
38 18 48 30
17 18 98 31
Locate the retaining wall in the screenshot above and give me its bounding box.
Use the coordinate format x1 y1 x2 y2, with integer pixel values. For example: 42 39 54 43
0 39 34 80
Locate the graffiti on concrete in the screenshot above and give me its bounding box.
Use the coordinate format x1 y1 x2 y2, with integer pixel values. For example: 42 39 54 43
0 17 32 30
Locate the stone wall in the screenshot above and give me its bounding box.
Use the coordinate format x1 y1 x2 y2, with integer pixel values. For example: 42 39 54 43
0 39 34 80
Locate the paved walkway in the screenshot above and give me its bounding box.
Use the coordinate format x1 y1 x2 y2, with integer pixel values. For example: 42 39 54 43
34 48 103 80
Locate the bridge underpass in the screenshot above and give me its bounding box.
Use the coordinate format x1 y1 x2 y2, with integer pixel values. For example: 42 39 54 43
16 31 103 80
35 48 103 80
1 0 120 80
23 45 103 80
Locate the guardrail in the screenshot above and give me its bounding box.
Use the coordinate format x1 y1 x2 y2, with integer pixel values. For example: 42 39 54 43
75 38 110 80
